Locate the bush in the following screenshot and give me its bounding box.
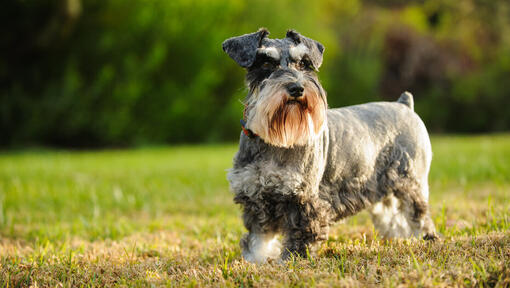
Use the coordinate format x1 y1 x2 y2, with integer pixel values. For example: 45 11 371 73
1 0 509 147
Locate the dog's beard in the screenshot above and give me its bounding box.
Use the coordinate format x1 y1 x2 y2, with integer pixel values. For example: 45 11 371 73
247 81 326 148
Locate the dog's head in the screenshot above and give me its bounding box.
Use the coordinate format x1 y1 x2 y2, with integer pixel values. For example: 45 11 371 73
223 29 327 148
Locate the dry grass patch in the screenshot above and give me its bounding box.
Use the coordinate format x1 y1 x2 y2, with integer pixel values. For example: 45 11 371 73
1 136 509 286
1 230 509 286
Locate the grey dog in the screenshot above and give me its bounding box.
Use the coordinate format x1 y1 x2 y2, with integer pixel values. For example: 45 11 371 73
223 28 438 263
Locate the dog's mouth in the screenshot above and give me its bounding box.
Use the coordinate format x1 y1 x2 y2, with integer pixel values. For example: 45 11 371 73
286 97 306 106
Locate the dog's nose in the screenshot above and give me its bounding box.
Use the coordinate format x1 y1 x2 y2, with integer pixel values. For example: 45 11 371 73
286 83 304 98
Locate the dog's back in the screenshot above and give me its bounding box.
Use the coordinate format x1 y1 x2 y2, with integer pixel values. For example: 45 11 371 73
320 92 435 237
325 92 430 177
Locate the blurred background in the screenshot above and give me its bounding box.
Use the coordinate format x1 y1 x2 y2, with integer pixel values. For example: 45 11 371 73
1 0 509 148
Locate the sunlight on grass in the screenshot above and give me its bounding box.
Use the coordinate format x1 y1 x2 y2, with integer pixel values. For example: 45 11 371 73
0 135 509 286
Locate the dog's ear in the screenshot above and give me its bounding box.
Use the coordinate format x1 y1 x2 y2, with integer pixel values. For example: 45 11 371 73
286 30 325 70
222 28 269 68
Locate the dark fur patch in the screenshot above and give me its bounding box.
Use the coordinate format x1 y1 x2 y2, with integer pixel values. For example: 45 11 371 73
222 28 269 68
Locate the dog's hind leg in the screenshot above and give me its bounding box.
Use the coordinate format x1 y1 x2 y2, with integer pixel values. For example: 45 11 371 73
370 193 415 238
415 180 438 240
369 146 438 240
370 177 437 240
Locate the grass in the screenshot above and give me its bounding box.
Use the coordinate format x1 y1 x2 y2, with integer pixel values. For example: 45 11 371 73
0 135 509 287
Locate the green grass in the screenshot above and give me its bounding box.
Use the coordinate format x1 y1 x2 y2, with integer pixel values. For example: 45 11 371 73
1 135 509 287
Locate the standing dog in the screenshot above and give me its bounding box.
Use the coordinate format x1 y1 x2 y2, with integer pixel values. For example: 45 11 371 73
224 29 438 263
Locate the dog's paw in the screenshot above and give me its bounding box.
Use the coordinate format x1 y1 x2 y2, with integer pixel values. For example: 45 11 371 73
423 232 440 241
241 233 281 264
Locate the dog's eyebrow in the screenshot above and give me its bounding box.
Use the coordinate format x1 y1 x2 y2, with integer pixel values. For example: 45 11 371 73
257 47 280 60
289 43 309 60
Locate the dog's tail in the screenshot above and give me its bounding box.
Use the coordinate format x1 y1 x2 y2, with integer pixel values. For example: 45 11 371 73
397 91 414 110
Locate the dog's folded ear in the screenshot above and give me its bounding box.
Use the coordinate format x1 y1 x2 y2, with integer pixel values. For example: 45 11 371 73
286 30 325 70
222 28 269 68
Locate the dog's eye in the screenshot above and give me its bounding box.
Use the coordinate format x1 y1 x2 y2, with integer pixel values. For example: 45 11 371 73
299 59 313 71
262 62 275 70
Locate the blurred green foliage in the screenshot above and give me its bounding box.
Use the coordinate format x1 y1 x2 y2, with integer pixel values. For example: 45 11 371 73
1 0 509 147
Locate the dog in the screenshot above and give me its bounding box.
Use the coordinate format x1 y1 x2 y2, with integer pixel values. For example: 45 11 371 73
224 28 438 263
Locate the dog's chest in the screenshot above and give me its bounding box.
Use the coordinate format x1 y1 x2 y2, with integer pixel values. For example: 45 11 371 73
230 136 328 198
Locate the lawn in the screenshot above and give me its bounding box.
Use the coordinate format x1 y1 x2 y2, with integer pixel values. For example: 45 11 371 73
0 135 509 287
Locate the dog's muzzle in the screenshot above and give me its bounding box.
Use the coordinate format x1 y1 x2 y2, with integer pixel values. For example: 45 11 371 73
286 82 304 98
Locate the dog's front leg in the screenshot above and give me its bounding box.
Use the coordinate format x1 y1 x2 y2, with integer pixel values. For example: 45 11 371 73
238 201 282 264
240 231 281 263
281 195 330 260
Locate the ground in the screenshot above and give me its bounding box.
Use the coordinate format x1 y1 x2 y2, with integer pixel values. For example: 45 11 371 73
0 135 509 287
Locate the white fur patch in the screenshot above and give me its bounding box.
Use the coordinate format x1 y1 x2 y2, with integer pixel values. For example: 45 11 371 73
257 47 280 60
370 194 421 238
242 233 281 264
289 43 309 60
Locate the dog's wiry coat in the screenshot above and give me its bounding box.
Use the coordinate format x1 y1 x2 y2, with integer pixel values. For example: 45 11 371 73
224 29 438 263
